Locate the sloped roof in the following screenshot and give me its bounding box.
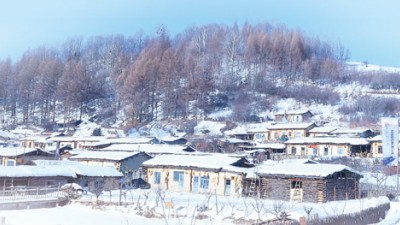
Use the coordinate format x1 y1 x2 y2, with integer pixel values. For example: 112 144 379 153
256 163 363 178
309 126 338 133
274 109 312 116
285 137 369 145
69 150 144 161
267 122 315 130
100 143 196 155
32 160 123 177
0 165 76 178
242 143 285 150
143 154 252 174
0 147 53 157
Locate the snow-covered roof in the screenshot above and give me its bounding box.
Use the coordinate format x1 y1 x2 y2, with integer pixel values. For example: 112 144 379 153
32 160 123 177
256 163 362 178
19 136 50 143
0 165 76 178
69 151 144 161
0 147 52 157
368 134 400 142
49 136 107 142
274 109 312 115
330 128 371 134
285 137 369 145
242 143 285 150
221 138 251 144
225 127 248 136
143 154 252 174
0 130 20 139
100 144 196 155
90 137 156 147
267 122 315 130
309 126 338 133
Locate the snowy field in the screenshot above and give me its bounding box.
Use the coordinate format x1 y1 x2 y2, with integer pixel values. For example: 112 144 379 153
0 189 395 225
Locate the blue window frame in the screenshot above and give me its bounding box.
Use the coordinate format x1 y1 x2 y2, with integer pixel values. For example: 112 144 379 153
199 176 209 189
154 172 161 184
173 171 184 182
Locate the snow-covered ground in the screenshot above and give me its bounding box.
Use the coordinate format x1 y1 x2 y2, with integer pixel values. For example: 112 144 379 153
0 189 393 225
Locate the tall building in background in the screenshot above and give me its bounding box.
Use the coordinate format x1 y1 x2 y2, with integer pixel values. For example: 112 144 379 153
381 117 399 165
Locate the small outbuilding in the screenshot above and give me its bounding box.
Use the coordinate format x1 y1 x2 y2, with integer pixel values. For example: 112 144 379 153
256 163 363 203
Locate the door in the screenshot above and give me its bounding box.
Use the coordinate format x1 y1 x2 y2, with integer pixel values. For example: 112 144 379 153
178 172 184 191
290 180 303 202
224 179 231 196
192 176 199 193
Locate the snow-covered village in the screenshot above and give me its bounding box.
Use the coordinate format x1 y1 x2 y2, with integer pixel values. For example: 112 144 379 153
1 1 400 225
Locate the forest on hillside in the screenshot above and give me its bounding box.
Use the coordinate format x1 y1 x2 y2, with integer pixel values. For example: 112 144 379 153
0 22 399 130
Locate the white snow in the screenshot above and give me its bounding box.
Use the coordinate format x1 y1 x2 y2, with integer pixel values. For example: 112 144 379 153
32 160 123 177
347 61 400 73
256 163 363 177
69 151 144 161
0 147 48 157
0 189 391 225
194 120 225 136
0 165 76 178
143 153 251 174
100 143 196 155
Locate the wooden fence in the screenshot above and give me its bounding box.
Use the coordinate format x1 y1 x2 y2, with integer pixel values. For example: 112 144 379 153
0 186 67 202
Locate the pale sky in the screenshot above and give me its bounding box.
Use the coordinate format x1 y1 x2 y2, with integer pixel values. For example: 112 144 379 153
0 0 399 67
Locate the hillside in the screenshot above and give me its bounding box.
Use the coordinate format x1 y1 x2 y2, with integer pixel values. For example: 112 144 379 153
0 22 399 133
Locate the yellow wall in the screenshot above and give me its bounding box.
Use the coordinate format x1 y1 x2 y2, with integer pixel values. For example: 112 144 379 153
286 143 350 157
146 168 244 197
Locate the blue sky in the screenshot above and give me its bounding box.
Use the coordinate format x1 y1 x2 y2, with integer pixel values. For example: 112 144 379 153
0 0 399 67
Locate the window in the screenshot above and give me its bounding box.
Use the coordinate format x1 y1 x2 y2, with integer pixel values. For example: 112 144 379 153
154 172 161 184
337 172 346 179
291 147 297 155
324 147 329 155
378 146 383 154
6 159 15 166
173 171 184 182
301 147 306 155
291 180 302 189
199 176 209 189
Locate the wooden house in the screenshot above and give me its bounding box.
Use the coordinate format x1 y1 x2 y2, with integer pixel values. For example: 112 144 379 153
267 122 316 142
285 137 370 157
69 151 152 180
0 147 54 166
241 143 286 162
368 135 400 158
19 136 48 149
30 160 123 190
274 109 313 123
143 154 254 197
256 163 363 203
0 165 76 187
218 138 253 152
48 136 106 150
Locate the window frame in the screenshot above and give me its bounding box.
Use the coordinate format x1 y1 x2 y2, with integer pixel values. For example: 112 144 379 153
154 172 161 184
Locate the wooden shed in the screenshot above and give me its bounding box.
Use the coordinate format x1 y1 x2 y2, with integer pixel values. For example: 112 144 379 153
256 163 363 203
